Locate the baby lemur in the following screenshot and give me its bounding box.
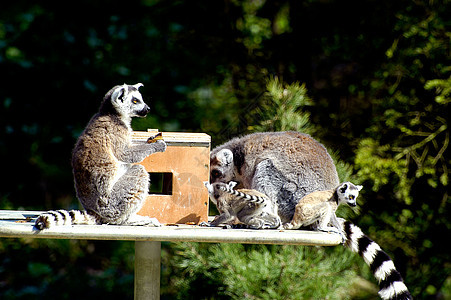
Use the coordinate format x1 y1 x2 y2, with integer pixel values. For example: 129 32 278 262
204 181 281 229
283 182 412 300
283 181 362 234
35 83 166 229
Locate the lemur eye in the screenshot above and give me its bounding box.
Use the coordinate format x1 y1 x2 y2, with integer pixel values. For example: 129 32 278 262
211 170 222 179
132 99 138 104
349 195 355 200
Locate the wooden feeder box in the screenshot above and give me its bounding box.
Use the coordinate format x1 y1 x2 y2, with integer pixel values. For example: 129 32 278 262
132 129 211 225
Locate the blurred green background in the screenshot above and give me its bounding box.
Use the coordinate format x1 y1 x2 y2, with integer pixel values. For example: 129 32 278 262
0 0 449 299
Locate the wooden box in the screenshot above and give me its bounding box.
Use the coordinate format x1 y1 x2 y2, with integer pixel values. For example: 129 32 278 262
132 130 210 224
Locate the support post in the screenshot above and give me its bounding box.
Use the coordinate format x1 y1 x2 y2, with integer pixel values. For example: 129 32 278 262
134 241 161 300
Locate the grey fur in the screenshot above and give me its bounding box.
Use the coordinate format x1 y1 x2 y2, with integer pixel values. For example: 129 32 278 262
210 131 339 223
204 181 281 229
35 83 166 229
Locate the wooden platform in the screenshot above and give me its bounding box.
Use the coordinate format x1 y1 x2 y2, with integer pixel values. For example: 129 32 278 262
0 210 342 246
0 210 342 300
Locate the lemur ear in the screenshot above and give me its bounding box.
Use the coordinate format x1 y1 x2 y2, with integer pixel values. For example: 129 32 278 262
216 149 233 166
339 183 348 193
111 85 128 103
228 181 238 189
133 83 144 90
203 181 213 194
356 185 363 191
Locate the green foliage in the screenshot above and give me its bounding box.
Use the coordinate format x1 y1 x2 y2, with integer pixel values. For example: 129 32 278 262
0 238 135 299
234 0 272 53
355 139 411 201
425 76 451 105
251 77 313 134
351 1 450 297
161 243 375 300
188 75 242 142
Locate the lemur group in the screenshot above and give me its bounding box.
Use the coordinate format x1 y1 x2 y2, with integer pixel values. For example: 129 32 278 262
35 84 412 300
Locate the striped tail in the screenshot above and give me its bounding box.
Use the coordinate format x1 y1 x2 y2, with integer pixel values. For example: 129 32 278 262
34 210 98 230
343 220 412 300
219 186 266 204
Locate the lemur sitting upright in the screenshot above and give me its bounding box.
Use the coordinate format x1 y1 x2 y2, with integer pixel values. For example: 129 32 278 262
204 181 281 229
283 182 412 300
35 83 166 229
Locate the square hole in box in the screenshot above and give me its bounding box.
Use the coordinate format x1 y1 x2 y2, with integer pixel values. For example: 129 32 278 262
148 172 173 195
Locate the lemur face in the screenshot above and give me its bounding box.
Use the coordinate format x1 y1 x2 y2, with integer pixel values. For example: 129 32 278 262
111 83 150 118
204 181 238 205
337 182 362 207
210 149 236 185
204 182 225 205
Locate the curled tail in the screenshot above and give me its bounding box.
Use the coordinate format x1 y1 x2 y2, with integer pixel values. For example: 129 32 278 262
218 185 267 205
35 210 98 230
343 220 412 300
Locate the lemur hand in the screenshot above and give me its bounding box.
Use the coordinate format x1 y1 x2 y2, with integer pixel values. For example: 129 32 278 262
152 140 167 153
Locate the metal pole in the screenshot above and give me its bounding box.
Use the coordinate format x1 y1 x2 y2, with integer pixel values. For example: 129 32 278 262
134 241 161 300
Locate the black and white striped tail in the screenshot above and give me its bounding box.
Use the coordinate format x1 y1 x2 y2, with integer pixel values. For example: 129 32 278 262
34 210 98 230
343 221 412 300
219 186 266 204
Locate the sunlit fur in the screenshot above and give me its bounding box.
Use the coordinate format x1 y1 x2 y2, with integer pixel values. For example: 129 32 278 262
35 83 166 230
283 182 361 233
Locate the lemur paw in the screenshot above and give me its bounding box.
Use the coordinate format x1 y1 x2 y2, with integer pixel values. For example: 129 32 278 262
153 140 167 153
282 223 294 230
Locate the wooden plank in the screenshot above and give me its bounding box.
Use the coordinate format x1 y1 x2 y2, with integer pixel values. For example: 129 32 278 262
0 216 342 246
132 130 211 147
0 210 43 220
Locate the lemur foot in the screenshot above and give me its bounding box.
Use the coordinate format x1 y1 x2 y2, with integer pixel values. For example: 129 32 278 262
282 222 295 230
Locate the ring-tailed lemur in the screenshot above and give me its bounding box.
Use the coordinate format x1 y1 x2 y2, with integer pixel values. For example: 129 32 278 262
209 131 340 224
35 83 166 230
283 183 412 300
283 182 362 235
204 181 281 229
